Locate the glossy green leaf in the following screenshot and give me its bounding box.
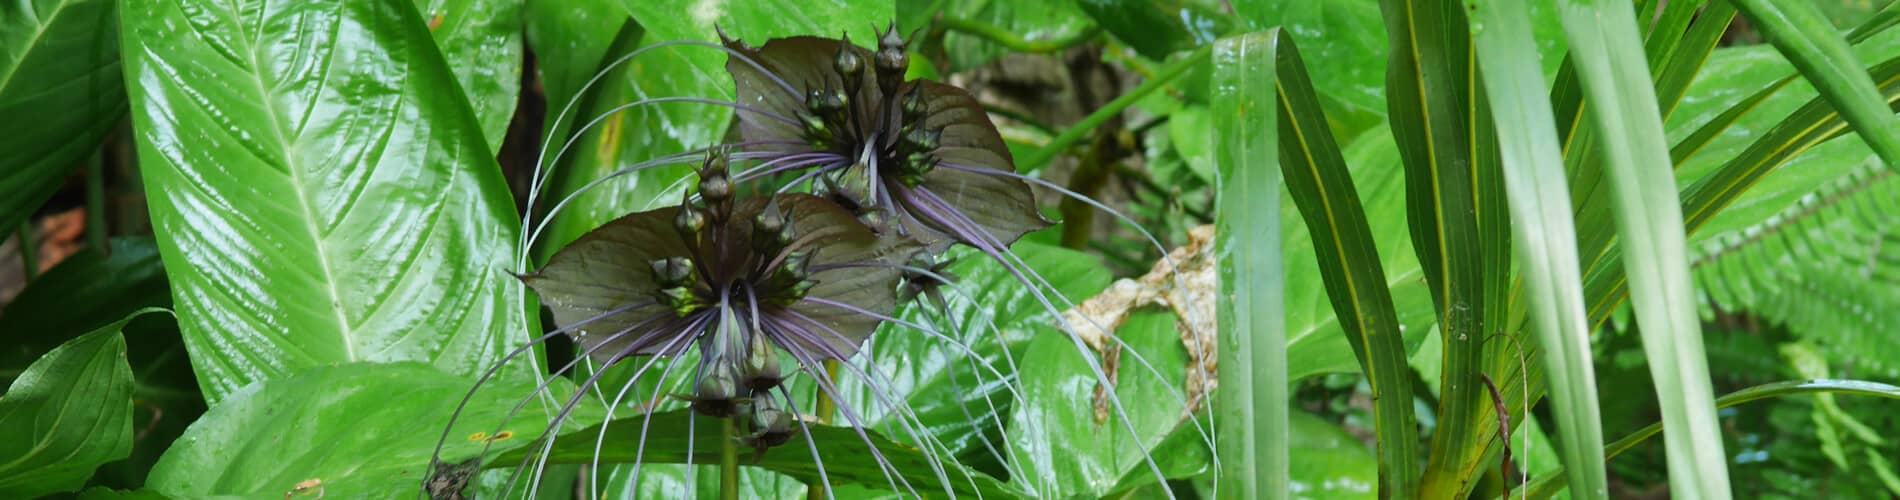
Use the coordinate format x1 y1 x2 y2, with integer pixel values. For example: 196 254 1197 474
1469 0 1608 496
504 408 1019 498
1212 30 1286 500
1004 310 1202 497
1523 378 1900 499
0 0 126 236
1074 0 1226 59
0 312 143 498
413 0 524 151
836 241 1112 456
119 0 536 403
1733 0 1900 165
1287 411 1377 499
1555 1 1732 497
146 362 601 498
1230 0 1387 142
938 0 1096 71
602 464 812 499
1273 32 1420 498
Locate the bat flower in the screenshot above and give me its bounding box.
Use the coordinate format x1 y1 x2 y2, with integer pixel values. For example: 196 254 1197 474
721 26 1051 252
514 151 921 451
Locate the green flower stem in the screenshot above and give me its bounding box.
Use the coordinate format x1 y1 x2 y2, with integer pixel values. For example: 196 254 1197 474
1022 45 1212 171
721 417 739 500
807 359 839 500
937 16 1101 53
86 151 108 252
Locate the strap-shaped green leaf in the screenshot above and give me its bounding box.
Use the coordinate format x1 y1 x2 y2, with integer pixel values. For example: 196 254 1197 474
1372 1 1513 495
1733 0 1900 165
1212 30 1287 500
120 0 535 403
1587 54 1900 327
1275 32 1420 499
1522 378 1900 499
1469 0 1609 497
1555 0 1732 497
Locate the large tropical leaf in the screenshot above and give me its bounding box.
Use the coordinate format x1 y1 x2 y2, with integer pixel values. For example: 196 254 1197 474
145 362 601 498
413 0 525 152
0 0 126 236
517 408 1020 498
1004 311 1205 497
119 0 534 403
0 313 143 498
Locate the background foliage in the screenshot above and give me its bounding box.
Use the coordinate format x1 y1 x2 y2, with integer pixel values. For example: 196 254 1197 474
1 0 1897 498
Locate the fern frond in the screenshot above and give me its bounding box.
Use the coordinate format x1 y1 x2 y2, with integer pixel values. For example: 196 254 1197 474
1692 160 1900 378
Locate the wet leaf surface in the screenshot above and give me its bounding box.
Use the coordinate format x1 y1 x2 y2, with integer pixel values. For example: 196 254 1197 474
120 0 535 403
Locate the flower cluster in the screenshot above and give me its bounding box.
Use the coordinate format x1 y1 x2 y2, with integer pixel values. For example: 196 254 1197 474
516 24 1046 459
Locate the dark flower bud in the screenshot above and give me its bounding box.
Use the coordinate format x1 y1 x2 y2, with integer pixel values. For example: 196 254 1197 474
689 368 740 418
875 25 908 93
776 279 815 306
655 286 700 317
650 256 695 288
834 34 864 91
752 205 784 240
899 253 955 308
857 209 890 234
673 204 706 241
738 395 795 459
698 173 731 202
690 307 749 417
821 91 850 125
742 331 781 390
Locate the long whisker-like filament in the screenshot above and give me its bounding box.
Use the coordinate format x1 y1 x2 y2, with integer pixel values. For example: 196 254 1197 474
795 293 1027 479
591 328 701 497
509 315 709 498
772 311 969 497
777 385 836 500
903 188 1185 496
767 333 918 497
427 301 655 481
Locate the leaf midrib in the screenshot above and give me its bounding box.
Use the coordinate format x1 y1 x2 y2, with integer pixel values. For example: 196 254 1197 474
227 1 359 361
0 0 77 97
